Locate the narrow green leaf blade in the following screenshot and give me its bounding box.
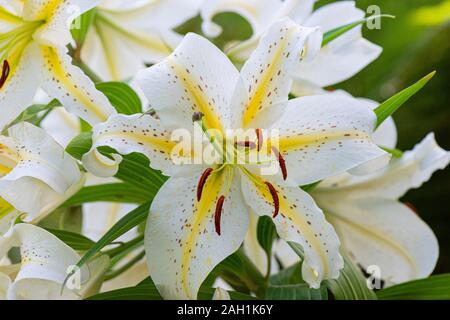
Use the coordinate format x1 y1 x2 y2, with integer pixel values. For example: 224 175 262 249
256 216 277 259
63 183 152 207
322 14 395 47
96 82 142 115
74 201 151 270
46 228 95 251
375 71 436 128
71 9 96 47
377 274 450 300
265 284 327 300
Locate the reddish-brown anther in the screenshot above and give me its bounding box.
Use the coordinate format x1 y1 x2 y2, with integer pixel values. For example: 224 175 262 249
215 196 225 235
0 60 10 89
197 168 213 201
235 141 256 149
255 128 263 152
265 182 279 218
271 147 287 180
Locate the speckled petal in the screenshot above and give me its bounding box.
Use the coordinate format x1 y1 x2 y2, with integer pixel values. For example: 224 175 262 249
31 43 116 126
269 95 388 186
240 173 343 288
237 18 322 128
145 169 248 299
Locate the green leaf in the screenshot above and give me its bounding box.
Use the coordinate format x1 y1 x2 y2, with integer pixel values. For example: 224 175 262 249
87 282 162 300
377 274 450 300
96 82 142 115
265 284 327 300
3 99 60 133
326 255 377 300
289 243 377 300
63 183 152 207
374 71 436 128
88 276 255 300
71 9 96 48
256 216 277 261
270 263 303 285
218 249 266 297
322 14 395 47
66 132 92 160
71 202 151 271
45 228 95 251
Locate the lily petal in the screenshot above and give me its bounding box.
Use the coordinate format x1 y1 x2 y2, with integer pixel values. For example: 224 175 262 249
237 18 322 128
318 133 450 200
136 33 240 132
0 44 38 130
297 1 382 87
0 122 83 218
321 197 439 285
25 0 100 47
240 174 343 288
269 95 388 186
0 223 87 300
201 0 316 38
30 43 116 126
145 169 248 299
82 114 190 178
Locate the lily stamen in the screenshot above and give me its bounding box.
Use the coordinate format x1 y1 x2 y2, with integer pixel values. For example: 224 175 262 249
271 146 287 180
214 195 225 235
255 128 263 152
197 168 214 201
265 181 280 218
235 141 256 149
0 60 10 89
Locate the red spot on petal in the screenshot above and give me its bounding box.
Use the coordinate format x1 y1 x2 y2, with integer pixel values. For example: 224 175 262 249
265 182 279 218
197 168 213 201
0 60 10 89
271 147 287 180
215 196 225 235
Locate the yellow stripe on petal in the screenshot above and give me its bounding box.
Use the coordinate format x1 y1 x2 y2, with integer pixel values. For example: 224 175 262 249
181 169 226 298
168 59 224 133
242 30 294 127
249 179 330 279
25 0 63 21
278 130 371 153
97 130 176 155
40 46 110 122
0 197 15 220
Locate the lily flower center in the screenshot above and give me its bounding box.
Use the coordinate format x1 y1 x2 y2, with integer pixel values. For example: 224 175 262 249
0 142 20 176
192 113 285 235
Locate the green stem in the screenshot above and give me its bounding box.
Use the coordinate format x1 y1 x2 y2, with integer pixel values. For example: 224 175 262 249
104 250 145 281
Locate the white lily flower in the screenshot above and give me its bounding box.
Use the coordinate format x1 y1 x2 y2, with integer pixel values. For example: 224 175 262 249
0 122 83 223
201 0 382 95
83 19 388 299
41 107 81 147
0 223 109 300
81 0 203 81
0 0 116 130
